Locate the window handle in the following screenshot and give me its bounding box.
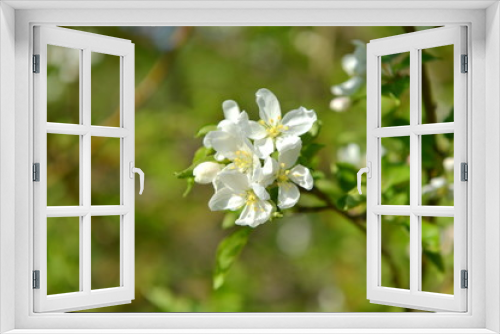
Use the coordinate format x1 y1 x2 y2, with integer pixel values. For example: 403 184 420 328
357 162 371 195
129 162 145 195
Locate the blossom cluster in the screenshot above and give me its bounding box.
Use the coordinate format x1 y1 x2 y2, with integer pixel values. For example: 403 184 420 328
193 89 317 228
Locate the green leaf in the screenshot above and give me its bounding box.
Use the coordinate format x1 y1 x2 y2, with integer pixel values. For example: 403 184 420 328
301 120 322 145
421 50 441 63
334 162 359 192
213 227 253 290
222 212 238 229
423 249 445 273
382 75 410 99
174 146 215 179
195 124 217 138
299 143 324 165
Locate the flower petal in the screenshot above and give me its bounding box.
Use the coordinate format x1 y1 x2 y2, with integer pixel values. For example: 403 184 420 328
278 136 302 169
205 130 241 159
256 88 282 124
236 201 272 227
217 170 250 193
222 100 240 122
252 183 270 201
289 165 314 190
261 157 278 186
209 188 246 211
247 120 267 140
254 136 274 158
331 76 364 96
278 182 300 209
282 107 317 136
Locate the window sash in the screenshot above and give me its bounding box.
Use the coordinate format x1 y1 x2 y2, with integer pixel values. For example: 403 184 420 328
33 26 136 313
366 26 468 312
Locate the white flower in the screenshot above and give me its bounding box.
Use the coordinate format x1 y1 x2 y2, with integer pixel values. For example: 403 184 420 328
209 169 273 228
337 143 362 167
329 96 351 112
247 89 317 158
203 100 251 161
264 137 314 209
331 40 366 97
193 162 224 184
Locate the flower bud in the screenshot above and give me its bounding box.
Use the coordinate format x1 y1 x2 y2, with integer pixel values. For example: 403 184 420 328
193 162 224 184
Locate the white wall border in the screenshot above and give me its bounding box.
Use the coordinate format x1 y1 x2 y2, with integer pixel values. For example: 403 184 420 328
0 2 494 333
0 2 17 334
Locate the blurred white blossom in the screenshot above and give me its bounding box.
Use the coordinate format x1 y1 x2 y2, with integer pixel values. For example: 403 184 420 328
330 40 367 112
443 157 454 172
337 143 363 167
329 96 351 113
277 215 312 257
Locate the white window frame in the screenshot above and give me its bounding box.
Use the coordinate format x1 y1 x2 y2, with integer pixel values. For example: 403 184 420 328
0 1 499 333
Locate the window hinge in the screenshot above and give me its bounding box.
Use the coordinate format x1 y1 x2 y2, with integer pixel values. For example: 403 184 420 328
461 162 468 181
33 163 40 182
461 54 468 73
33 270 40 289
33 54 40 73
461 270 468 289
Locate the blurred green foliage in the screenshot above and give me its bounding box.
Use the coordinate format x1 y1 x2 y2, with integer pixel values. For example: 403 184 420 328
44 26 455 312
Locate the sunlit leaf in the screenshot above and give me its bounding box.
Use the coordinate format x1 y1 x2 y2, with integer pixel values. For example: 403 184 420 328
213 227 253 290
195 124 218 138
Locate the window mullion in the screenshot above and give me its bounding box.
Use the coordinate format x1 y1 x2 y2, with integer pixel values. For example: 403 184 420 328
81 47 92 294
409 47 420 294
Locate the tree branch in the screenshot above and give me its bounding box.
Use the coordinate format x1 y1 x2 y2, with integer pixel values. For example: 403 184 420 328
295 187 404 290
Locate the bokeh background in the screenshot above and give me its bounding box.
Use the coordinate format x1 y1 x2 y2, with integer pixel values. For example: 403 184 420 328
45 26 455 312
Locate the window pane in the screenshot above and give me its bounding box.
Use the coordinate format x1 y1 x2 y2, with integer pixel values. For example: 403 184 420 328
47 45 80 124
91 216 121 290
421 133 454 206
91 52 120 127
421 216 454 294
381 215 410 290
47 217 80 295
421 45 454 124
381 137 410 205
91 137 121 205
47 134 79 206
381 52 410 127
